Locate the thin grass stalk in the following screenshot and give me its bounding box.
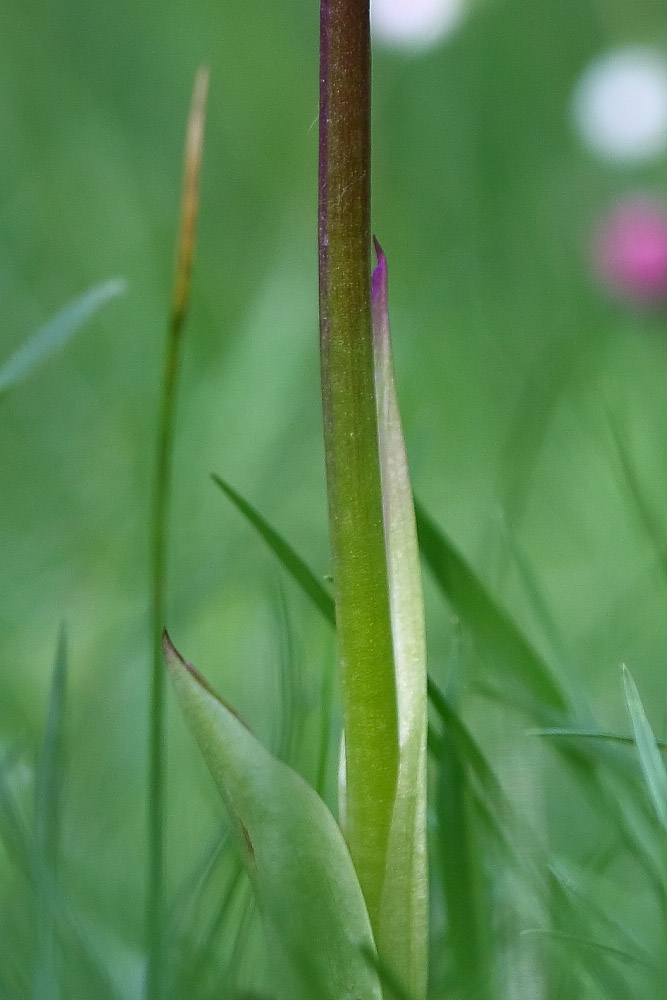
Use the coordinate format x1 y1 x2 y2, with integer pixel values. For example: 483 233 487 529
34 627 68 1000
318 0 398 930
147 67 209 1000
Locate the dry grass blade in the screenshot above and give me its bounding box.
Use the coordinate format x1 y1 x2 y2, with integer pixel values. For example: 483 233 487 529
172 67 210 325
147 65 210 1000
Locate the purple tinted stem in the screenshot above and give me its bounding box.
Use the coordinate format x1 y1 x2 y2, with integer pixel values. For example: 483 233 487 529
318 0 398 932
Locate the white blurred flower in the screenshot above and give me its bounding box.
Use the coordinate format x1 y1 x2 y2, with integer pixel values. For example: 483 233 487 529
371 0 467 52
572 48 667 162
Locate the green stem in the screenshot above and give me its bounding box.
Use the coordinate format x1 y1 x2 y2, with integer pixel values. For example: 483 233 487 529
146 68 208 1000
146 317 177 1000
318 0 398 931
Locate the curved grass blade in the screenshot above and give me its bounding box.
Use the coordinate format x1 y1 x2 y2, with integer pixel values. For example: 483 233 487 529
622 665 667 830
174 856 248 995
166 825 230 943
371 241 427 1000
432 681 663 996
163 632 381 1000
414 500 571 718
531 728 667 750
521 922 652 998
0 279 126 397
608 415 667 584
520 928 653 969
212 475 336 796
212 476 335 626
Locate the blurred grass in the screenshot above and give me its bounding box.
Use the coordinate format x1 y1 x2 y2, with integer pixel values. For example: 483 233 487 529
3 0 667 996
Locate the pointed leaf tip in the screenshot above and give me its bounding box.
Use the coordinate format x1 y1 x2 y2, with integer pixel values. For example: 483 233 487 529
622 663 667 829
163 631 249 727
371 237 388 310
163 629 203 685
371 236 428 1000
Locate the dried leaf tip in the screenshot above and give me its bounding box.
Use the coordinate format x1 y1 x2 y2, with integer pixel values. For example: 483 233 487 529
162 630 251 729
161 628 180 664
172 66 210 323
162 630 212 692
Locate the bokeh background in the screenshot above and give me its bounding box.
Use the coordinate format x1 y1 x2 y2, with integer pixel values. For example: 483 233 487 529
3 0 667 992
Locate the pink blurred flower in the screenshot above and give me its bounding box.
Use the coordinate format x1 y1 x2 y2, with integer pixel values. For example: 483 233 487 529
595 196 667 305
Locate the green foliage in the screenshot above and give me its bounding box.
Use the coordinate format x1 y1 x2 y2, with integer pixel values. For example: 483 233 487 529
164 632 382 1000
622 666 667 831
212 475 335 627
414 500 572 720
0 639 122 1000
4 2 667 999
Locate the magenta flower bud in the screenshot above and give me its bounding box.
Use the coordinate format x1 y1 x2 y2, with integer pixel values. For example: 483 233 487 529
595 196 667 305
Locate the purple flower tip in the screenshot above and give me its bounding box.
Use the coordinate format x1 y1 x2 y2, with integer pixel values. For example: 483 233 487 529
371 236 388 306
595 196 667 305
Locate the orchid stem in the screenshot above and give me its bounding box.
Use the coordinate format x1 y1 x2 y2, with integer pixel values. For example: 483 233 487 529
318 0 398 932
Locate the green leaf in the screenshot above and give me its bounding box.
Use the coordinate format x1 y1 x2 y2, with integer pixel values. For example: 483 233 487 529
212 475 335 627
414 500 571 719
163 632 382 1000
622 665 667 830
0 279 126 397
371 241 428 1000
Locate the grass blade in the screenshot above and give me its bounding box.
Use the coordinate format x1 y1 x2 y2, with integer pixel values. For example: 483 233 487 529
531 727 667 750
212 475 335 626
35 626 67 869
212 477 337 795
520 928 652 969
147 67 209 1000
622 665 667 830
435 724 493 1000
0 751 122 1000
414 500 571 717
0 279 126 397
33 627 68 1000
608 416 667 583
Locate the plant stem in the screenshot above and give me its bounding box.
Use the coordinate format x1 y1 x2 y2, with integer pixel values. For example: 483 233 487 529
147 67 209 1000
318 0 398 931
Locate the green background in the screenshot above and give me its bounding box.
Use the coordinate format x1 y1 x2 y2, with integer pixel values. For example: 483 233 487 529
2 0 667 992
